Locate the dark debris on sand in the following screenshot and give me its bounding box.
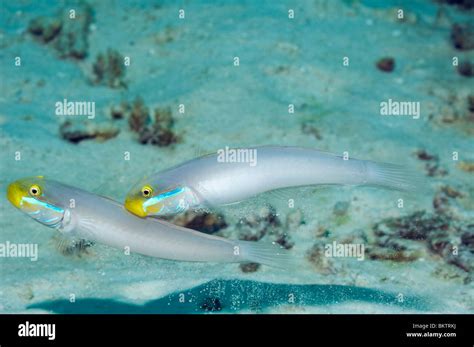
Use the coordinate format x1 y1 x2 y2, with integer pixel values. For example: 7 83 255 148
414 149 448 177
138 107 179 146
28 0 93 59
436 0 474 10
234 206 295 250
368 186 473 284
127 97 149 133
451 23 474 50
215 205 302 273
54 236 94 257
376 57 395 72
92 49 127 89
169 207 299 274
59 120 119 144
457 60 474 77
457 160 474 173
306 240 338 275
125 98 180 147
301 123 323 140
169 210 228 235
199 297 222 312
240 262 261 273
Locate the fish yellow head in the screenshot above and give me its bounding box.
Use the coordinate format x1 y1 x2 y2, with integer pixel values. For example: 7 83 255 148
124 180 198 218
7 176 66 228
124 183 163 218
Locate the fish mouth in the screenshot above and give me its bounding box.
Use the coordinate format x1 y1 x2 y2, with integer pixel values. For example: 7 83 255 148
124 197 148 218
7 182 25 209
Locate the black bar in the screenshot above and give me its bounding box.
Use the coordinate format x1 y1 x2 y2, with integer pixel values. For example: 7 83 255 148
0 314 471 346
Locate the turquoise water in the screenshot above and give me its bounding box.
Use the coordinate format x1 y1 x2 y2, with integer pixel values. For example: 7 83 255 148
0 0 472 314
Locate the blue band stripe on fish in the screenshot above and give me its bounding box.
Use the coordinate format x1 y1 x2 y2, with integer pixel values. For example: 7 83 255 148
142 186 186 208
21 196 65 213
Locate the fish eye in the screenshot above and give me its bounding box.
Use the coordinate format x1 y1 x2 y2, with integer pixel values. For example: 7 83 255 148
141 185 153 197
29 185 41 196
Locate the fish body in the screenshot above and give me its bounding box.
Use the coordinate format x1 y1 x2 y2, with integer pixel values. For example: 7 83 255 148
7 177 290 267
125 146 420 217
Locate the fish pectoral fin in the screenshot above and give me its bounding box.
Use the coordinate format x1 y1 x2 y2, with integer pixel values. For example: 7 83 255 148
52 234 94 257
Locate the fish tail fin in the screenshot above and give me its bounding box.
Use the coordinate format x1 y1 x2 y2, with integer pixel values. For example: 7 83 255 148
238 240 297 270
366 162 424 192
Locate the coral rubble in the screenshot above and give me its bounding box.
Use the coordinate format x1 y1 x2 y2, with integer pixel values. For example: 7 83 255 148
28 1 93 59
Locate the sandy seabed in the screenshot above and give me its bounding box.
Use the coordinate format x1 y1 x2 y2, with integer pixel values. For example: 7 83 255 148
0 0 473 313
